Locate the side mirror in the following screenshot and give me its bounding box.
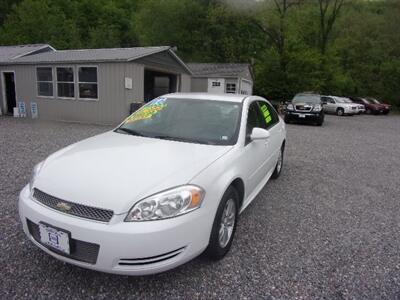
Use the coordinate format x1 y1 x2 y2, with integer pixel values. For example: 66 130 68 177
250 127 270 141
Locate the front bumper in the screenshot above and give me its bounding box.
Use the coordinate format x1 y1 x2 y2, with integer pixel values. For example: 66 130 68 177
285 111 324 122
19 185 211 275
344 107 358 115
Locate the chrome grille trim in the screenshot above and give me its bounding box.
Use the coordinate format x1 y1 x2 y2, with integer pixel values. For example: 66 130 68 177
33 188 114 222
295 105 312 112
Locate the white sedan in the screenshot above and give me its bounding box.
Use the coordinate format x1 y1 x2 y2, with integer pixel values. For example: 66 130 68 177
19 93 286 275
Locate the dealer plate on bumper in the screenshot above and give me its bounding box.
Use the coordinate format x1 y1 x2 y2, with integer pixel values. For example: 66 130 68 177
298 114 306 118
39 223 70 254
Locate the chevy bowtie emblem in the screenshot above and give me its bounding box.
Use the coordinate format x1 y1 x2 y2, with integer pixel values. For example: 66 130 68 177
56 202 72 211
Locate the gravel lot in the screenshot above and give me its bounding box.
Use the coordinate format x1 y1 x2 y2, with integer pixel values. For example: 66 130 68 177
1 114 400 299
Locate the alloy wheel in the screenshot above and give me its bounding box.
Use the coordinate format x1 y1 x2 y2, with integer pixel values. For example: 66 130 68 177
276 150 283 173
218 198 236 248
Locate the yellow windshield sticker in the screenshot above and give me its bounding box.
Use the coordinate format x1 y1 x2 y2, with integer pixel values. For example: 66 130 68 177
126 98 167 123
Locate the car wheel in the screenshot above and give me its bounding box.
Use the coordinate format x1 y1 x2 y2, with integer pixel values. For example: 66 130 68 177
337 108 344 116
205 186 239 260
383 111 389 115
271 146 284 179
284 115 291 124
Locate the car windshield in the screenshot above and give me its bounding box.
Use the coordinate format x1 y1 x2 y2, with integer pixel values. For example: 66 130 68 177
368 98 380 104
116 97 242 146
361 98 372 104
342 98 353 103
292 94 320 104
335 98 346 103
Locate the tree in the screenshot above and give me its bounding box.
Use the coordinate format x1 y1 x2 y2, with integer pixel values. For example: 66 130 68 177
0 0 81 48
317 0 345 55
252 1 305 99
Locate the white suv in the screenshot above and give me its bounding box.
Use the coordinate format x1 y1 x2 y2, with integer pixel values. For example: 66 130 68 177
322 96 359 116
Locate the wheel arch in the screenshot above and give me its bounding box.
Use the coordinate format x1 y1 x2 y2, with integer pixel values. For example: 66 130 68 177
229 178 245 209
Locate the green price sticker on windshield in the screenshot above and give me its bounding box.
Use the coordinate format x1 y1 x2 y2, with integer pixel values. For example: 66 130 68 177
260 104 272 124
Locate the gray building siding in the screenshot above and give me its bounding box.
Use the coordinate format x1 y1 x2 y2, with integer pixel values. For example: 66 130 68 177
191 77 208 92
180 74 191 93
9 62 145 124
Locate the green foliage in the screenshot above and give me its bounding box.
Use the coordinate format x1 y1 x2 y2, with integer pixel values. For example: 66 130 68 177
0 0 399 107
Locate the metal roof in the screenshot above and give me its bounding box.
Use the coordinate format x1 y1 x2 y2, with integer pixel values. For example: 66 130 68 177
12 46 171 64
0 44 54 63
187 63 252 78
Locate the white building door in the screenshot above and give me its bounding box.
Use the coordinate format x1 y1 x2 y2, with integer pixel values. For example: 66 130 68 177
207 78 225 94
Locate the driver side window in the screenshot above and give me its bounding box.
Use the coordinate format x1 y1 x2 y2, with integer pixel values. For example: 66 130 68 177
246 102 266 144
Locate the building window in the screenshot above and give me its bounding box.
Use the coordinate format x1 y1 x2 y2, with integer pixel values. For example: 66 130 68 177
226 83 236 94
212 81 221 87
78 66 98 99
57 67 75 98
37 67 53 97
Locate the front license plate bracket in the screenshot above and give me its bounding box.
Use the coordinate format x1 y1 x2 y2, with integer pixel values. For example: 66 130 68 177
38 222 71 254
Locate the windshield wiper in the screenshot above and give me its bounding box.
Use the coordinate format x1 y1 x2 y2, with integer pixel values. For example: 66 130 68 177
153 135 213 145
114 127 146 137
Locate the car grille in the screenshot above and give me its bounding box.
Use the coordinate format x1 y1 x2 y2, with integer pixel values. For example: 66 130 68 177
33 188 114 223
118 247 186 266
27 219 100 264
295 105 312 112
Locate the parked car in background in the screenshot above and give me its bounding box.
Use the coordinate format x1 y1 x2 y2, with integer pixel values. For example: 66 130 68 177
19 93 286 275
321 96 359 116
366 97 391 115
349 97 385 115
284 93 324 126
342 97 365 114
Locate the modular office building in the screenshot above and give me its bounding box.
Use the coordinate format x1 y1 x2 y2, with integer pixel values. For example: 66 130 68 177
0 44 253 124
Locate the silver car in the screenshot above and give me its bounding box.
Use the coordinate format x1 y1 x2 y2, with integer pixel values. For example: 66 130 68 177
322 96 359 116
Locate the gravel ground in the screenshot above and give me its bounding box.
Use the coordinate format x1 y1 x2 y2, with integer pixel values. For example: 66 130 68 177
1 114 400 299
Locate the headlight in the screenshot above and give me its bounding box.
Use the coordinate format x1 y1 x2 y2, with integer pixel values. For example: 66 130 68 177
125 185 205 222
313 104 322 112
29 161 44 191
286 103 294 111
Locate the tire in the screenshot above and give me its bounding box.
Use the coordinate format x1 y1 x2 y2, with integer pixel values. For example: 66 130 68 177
284 115 291 124
383 111 389 115
205 186 239 260
271 146 284 179
316 121 323 126
337 108 344 116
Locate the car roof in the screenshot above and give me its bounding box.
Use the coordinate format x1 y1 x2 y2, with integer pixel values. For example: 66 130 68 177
294 93 320 97
163 92 248 103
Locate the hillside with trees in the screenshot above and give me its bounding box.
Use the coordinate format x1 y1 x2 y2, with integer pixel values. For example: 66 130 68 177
0 0 399 107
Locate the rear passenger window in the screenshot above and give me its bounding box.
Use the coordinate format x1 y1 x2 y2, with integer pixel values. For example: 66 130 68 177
258 101 279 129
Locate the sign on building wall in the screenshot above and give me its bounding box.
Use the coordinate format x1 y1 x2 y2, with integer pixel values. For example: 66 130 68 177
125 77 133 89
18 101 26 117
30 102 38 119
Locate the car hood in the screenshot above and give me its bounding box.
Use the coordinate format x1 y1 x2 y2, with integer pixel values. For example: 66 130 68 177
342 103 358 108
34 131 233 214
